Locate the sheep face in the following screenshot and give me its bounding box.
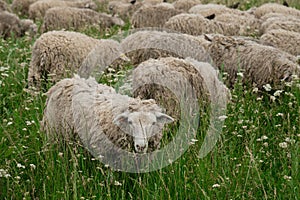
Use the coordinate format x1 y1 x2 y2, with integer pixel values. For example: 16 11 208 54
113 111 174 153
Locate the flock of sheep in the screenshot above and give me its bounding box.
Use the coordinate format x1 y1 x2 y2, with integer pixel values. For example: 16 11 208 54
1 0 300 158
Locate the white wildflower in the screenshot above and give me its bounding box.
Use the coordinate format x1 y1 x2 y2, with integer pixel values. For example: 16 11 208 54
7 122 13 126
212 184 220 188
270 96 276 102
17 163 25 169
276 113 284 117
279 142 288 149
273 90 283 97
263 84 272 91
114 181 122 186
252 87 259 93
29 164 36 170
261 135 268 140
237 72 244 78
218 115 228 121
283 175 292 180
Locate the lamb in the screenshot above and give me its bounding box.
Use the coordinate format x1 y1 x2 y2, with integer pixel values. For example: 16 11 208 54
253 3 300 18
164 13 240 36
172 0 201 12
0 11 37 39
11 0 37 16
28 31 124 89
120 30 211 66
131 3 183 28
28 0 98 21
41 75 174 155
260 29 300 56
204 34 300 88
41 7 125 33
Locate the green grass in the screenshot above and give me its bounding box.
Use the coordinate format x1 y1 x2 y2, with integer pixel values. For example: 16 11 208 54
1 1 300 199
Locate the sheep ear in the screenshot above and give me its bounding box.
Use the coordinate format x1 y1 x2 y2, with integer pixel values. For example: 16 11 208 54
113 113 128 126
155 112 174 124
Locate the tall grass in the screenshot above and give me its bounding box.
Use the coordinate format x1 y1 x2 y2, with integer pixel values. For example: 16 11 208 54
1 1 300 199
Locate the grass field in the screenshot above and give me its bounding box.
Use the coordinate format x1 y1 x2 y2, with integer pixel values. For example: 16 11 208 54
0 1 300 199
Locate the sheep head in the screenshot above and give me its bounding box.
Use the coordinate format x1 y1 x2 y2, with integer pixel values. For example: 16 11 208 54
113 108 174 153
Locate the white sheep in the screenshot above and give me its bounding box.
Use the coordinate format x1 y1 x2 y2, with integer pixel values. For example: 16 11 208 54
259 14 300 34
131 3 183 28
253 3 300 18
164 13 240 36
28 30 124 89
0 0 11 12
120 30 211 66
107 0 143 19
11 0 37 16
204 34 300 88
41 7 125 33
0 11 37 39
172 0 201 12
41 74 174 154
188 3 243 17
260 29 300 56
28 0 98 21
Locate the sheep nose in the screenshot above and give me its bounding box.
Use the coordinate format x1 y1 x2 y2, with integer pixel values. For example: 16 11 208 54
135 144 146 153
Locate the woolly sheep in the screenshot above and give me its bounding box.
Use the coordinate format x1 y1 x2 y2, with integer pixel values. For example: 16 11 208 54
41 75 174 154
204 34 300 88
259 15 300 34
260 29 300 56
120 30 211 66
188 3 243 17
164 13 240 36
254 3 300 18
0 11 37 39
108 0 143 19
131 3 182 28
11 0 37 16
0 0 11 12
172 0 201 12
41 7 125 33
28 31 124 89
131 57 212 119
28 0 98 21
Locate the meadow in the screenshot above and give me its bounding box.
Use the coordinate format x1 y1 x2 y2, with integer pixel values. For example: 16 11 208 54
0 0 300 199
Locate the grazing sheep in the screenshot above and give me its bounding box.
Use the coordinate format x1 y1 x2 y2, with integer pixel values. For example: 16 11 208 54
131 57 212 119
28 0 98 21
0 0 11 12
254 3 300 18
0 11 37 39
41 75 174 154
172 0 201 12
164 13 240 36
120 30 211 66
259 15 300 34
188 3 242 17
41 7 125 33
131 3 182 28
214 13 261 36
260 29 300 56
204 34 300 88
28 30 102 89
108 0 143 19
11 0 37 16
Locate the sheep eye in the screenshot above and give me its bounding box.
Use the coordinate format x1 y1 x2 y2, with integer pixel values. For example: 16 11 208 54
152 122 156 125
128 121 133 125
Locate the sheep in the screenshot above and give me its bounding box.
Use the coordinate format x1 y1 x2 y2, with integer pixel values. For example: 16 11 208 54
107 0 143 20
131 57 213 119
188 3 243 17
41 7 125 33
11 0 37 16
172 0 201 12
259 14 300 34
119 30 211 66
0 0 11 12
164 13 240 36
28 30 115 89
130 3 183 28
260 29 300 56
204 34 300 88
28 0 98 21
41 74 174 155
0 11 37 39
254 3 300 18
